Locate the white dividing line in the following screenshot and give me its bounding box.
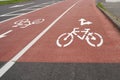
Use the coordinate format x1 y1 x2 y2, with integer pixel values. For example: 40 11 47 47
0 30 13 39
0 13 23 17
0 1 63 24
10 2 34 8
0 0 80 78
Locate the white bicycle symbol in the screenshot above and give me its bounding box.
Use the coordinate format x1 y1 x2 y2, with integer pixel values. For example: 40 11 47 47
12 18 45 28
56 28 103 47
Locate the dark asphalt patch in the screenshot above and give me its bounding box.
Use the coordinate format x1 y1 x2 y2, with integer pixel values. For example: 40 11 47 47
0 62 6 68
0 16 14 21
1 62 120 80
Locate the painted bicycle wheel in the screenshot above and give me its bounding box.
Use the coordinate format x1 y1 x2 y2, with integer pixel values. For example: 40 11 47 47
56 33 74 47
85 32 103 47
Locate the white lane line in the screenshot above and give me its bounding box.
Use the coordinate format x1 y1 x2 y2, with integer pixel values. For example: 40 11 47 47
0 13 23 17
0 1 63 24
10 2 34 8
0 0 80 78
0 30 13 39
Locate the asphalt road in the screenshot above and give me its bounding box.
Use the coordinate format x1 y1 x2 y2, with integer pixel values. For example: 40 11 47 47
0 0 63 22
1 63 120 80
0 0 120 80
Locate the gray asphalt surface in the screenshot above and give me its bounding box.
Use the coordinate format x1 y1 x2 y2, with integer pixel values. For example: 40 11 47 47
96 0 120 28
1 63 120 80
0 0 63 22
103 2 120 18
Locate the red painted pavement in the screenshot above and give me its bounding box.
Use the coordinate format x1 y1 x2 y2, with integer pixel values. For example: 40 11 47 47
0 0 77 61
0 0 120 63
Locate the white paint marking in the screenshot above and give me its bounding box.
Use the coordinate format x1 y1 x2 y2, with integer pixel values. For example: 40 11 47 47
0 0 80 77
10 5 25 8
10 2 34 8
79 18 92 26
0 8 32 17
0 13 23 17
0 30 13 39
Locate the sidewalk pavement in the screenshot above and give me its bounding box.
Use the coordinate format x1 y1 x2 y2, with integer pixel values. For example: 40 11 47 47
96 0 120 29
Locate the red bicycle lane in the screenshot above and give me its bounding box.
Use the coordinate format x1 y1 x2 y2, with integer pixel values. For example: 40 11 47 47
17 0 120 63
0 0 78 61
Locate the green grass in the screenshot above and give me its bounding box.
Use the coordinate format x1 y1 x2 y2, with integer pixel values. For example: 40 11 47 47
0 0 30 5
97 2 106 11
